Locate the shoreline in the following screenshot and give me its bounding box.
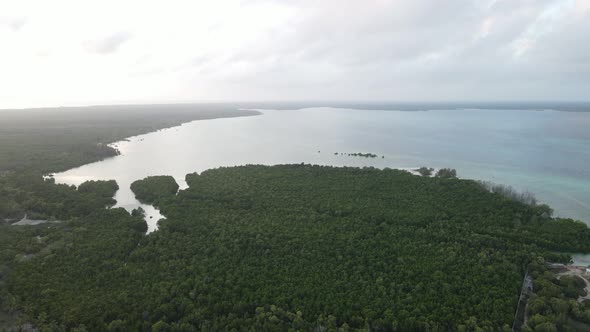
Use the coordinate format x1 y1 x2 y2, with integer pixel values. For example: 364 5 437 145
48 107 589 232
43 110 262 178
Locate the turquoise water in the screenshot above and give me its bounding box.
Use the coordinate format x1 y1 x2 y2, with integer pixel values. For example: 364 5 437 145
54 108 590 231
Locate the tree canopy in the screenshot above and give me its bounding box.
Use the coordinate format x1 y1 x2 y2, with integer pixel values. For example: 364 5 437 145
0 174 120 221
435 168 457 179
3 165 589 331
131 176 179 205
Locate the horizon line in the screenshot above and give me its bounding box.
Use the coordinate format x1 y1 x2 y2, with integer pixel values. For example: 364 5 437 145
2 100 590 112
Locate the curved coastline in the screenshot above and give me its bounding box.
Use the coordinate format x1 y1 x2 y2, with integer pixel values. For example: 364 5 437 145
52 107 590 234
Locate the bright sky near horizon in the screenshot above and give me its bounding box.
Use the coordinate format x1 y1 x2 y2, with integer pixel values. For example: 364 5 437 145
0 0 589 108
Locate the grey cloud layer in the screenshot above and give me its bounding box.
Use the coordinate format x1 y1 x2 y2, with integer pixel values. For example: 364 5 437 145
1 0 588 107
197 0 590 100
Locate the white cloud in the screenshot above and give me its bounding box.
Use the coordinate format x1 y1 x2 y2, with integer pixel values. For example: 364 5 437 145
0 0 588 108
84 32 133 54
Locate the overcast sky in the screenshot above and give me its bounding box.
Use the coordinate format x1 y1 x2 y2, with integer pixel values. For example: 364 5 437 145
0 0 589 108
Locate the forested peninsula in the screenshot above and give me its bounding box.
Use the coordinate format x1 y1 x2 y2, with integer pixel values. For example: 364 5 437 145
0 104 259 173
3 163 590 330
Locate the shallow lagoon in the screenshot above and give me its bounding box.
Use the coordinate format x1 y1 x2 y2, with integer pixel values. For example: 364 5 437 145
54 107 590 232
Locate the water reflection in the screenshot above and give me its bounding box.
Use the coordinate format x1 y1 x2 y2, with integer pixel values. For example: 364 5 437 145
54 108 590 232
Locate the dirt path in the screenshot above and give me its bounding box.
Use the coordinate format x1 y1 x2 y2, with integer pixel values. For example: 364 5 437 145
553 265 590 302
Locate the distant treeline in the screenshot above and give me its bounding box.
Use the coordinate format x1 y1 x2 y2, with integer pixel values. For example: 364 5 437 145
414 168 546 210
477 181 540 208
0 105 259 173
415 166 457 179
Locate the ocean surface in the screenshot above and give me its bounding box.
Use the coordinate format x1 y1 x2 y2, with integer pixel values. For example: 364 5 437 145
53 107 590 232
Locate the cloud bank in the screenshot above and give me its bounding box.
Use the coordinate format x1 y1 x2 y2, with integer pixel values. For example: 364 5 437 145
0 0 588 108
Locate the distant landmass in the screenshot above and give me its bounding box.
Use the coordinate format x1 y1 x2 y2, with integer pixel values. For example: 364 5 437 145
233 101 590 112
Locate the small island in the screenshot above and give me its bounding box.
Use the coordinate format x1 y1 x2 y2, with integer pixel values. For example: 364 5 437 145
130 175 179 204
333 152 384 158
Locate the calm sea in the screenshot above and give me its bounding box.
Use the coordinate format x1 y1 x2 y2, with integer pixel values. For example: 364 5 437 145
53 107 590 232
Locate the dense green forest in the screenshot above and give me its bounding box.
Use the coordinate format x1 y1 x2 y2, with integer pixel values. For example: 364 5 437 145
0 104 258 173
131 176 179 205
521 258 590 331
415 167 434 177
3 164 590 331
2 105 590 331
0 174 119 221
0 105 257 330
